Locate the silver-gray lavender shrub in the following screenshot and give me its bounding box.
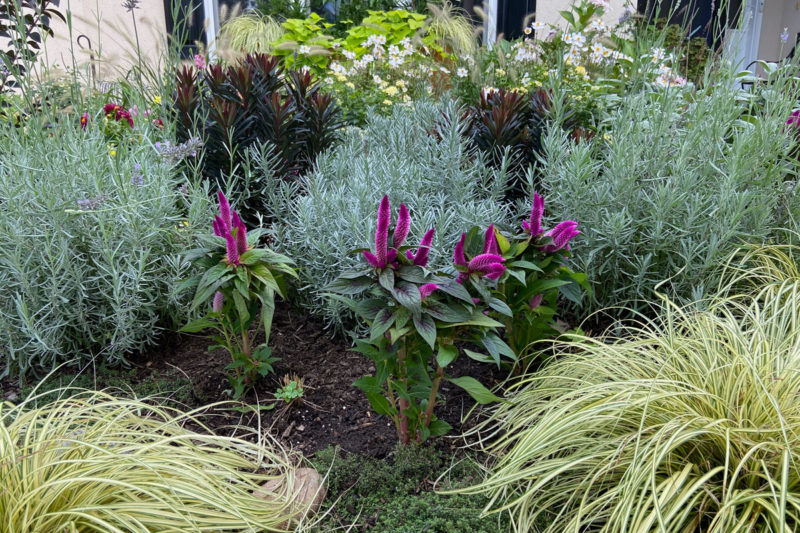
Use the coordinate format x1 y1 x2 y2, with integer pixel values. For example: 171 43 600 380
266 101 513 328
538 65 800 312
0 122 210 376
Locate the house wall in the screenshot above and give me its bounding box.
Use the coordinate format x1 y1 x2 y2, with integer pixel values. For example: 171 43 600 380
41 0 167 80
758 0 800 62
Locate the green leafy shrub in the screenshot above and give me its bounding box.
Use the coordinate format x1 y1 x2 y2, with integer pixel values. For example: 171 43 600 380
539 67 800 312
458 243 800 532
312 445 513 532
173 54 344 223
180 192 297 398
0 113 208 378
266 101 511 328
271 12 335 72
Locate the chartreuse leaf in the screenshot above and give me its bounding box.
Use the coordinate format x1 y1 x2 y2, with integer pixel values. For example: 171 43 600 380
447 376 502 404
436 344 458 367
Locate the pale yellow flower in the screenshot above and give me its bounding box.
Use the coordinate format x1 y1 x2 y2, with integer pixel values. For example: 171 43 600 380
152 95 161 105
383 99 393 105
345 82 355 89
383 86 399 96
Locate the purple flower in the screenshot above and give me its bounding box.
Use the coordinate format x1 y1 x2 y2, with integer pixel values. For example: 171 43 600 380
232 211 248 255
541 220 580 253
363 195 402 269
483 225 500 255
418 283 439 300
213 216 226 238
406 228 435 266
213 291 224 312
467 253 506 280
781 28 790 43
393 203 410 248
224 231 240 265
523 192 545 235
787 110 800 128
528 293 543 309
453 233 467 267
217 191 232 233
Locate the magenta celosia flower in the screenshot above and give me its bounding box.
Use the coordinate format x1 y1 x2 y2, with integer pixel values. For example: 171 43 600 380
528 293 543 309
483 225 500 254
468 253 506 280
393 204 410 248
418 283 439 300
232 212 248 255
213 291 224 312
406 228 435 266
541 220 580 253
363 195 404 269
80 112 89 130
788 110 800 128
523 192 545 235
213 216 224 237
217 191 232 233
454 233 467 267
224 232 240 265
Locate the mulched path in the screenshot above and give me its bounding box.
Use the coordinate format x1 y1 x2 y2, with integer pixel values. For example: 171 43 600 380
2 303 508 459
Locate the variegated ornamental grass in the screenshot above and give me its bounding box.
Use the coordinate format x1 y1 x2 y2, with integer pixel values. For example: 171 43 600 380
459 244 800 532
0 390 310 532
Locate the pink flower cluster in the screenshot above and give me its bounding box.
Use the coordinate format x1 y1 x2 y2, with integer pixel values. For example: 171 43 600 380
523 191 581 252
213 191 248 266
103 103 134 128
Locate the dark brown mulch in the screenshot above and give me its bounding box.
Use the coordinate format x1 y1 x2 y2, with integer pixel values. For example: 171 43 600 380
2 303 504 459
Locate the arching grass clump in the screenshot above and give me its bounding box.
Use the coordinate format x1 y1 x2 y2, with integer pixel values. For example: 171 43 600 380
459 244 800 532
0 390 312 532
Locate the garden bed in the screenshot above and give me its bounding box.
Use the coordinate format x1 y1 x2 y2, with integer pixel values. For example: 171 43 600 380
2 302 505 459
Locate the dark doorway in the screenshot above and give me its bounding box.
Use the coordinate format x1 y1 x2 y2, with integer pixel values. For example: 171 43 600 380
498 0 535 40
163 0 204 59
637 0 740 47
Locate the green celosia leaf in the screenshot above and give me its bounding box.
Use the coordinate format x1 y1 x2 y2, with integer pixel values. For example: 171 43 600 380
379 268 395 292
413 313 436 349
447 376 501 404
392 282 422 313
370 308 395 340
436 344 458 368
179 318 218 333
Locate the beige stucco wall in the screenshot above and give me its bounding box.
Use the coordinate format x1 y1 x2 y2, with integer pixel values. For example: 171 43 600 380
42 0 167 80
758 0 800 62
536 0 636 29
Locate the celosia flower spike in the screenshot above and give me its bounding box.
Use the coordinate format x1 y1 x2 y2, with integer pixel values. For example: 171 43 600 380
406 228 434 266
212 216 224 237
528 294 543 309
212 291 224 312
483 225 500 254
393 203 410 249
375 195 391 268
217 191 232 233
523 192 545 235
418 283 439 300
224 232 240 265
232 212 248 255
541 220 580 253
453 233 467 267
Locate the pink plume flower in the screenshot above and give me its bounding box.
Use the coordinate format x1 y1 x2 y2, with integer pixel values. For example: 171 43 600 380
529 293 543 309
453 233 467 267
194 54 207 70
392 203 410 248
406 228 434 266
363 251 380 267
224 232 240 265
217 191 232 233
523 192 545 235
212 291 224 312
232 212 248 255
788 110 800 128
483 225 500 254
467 253 505 272
212 216 224 237
418 283 439 300
541 220 580 253
375 195 391 268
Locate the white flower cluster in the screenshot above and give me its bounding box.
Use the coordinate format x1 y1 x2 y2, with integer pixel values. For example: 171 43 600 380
654 63 686 87
512 40 537 62
589 0 609 7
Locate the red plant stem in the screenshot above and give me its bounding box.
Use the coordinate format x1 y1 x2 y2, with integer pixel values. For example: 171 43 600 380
423 365 443 427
